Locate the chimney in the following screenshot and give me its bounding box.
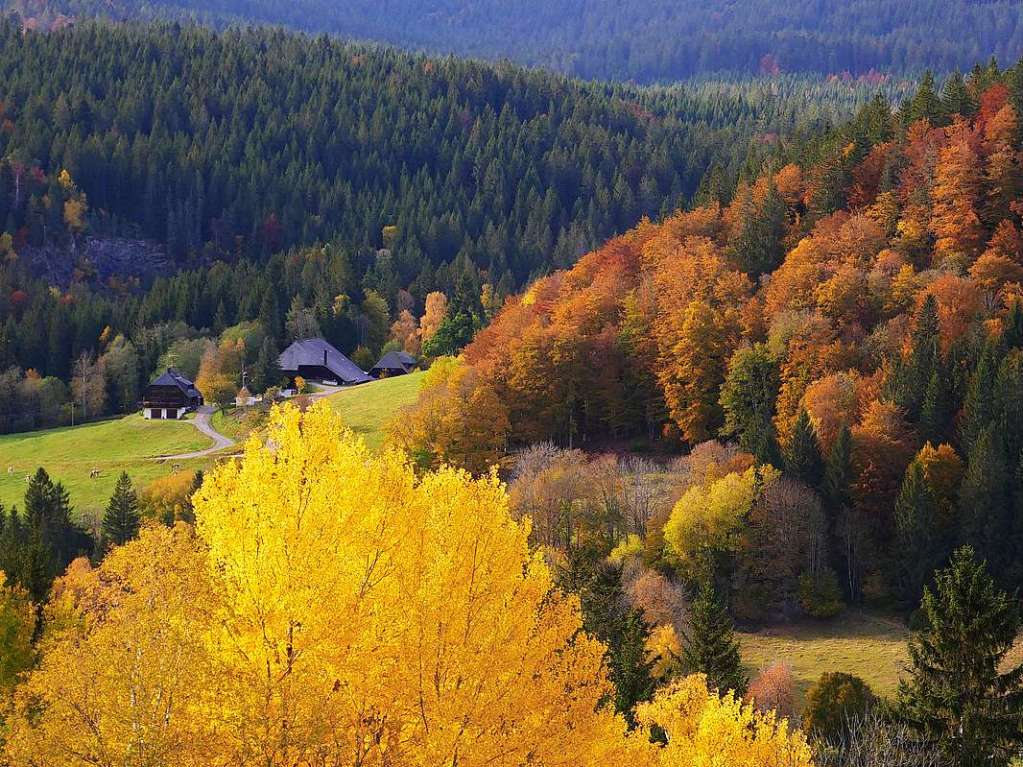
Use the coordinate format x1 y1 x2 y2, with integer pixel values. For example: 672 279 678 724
324 349 328 366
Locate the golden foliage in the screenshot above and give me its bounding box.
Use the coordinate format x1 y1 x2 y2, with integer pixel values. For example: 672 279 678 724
387 356 510 473
637 674 814 767
7 404 642 766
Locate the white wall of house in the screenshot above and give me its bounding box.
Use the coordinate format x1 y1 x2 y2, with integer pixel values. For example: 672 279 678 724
144 407 181 420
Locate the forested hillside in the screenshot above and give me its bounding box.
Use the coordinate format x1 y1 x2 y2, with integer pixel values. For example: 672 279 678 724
0 19 898 430
7 0 1023 81
397 61 1023 612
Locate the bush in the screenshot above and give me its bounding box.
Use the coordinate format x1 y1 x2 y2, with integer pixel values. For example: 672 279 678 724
747 662 798 721
798 568 845 618
802 672 877 743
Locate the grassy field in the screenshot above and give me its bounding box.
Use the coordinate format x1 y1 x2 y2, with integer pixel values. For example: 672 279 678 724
327 371 425 450
0 415 212 521
738 611 910 704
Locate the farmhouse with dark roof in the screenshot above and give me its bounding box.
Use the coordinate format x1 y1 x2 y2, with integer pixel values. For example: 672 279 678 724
278 338 373 386
370 350 418 378
142 369 203 420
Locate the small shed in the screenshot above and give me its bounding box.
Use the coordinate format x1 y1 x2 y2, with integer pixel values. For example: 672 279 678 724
142 369 203 420
370 351 417 378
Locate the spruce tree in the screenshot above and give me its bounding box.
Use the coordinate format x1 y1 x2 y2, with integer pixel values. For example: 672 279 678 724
20 468 91 600
919 368 950 445
960 340 1001 454
893 459 940 605
101 472 141 549
959 427 1012 576
941 70 977 119
682 581 747 696
731 180 786 278
902 70 943 125
823 425 853 511
899 547 1023 766
719 343 781 467
250 336 281 394
785 408 824 487
568 552 654 722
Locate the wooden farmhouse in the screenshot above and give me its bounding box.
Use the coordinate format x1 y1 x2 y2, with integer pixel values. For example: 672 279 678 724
142 369 203 420
278 338 373 386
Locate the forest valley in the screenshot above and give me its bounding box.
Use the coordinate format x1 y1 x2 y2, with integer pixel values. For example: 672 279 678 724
0 19 912 432
4 23 1023 767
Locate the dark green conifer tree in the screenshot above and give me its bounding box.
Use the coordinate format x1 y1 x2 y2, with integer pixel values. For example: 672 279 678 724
571 555 654 722
919 369 951 445
19 468 91 600
893 459 940 605
249 336 282 394
730 179 787 278
902 70 943 125
941 70 977 119
824 426 853 512
959 427 1012 577
899 547 1023 767
681 581 747 697
719 343 781 467
960 340 1002 454
785 408 824 487
101 472 141 550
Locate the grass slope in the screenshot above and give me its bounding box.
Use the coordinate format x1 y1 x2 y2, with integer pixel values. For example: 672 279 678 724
738 611 910 705
0 415 211 520
327 371 425 451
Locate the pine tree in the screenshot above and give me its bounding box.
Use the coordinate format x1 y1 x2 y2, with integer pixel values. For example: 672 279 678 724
960 340 1001 454
919 369 951 445
785 408 824 487
893 459 940 606
899 547 1023 767
250 336 281 394
20 468 91 600
902 70 943 125
823 425 853 511
719 343 781 467
101 472 141 549
959 427 1012 576
682 581 746 697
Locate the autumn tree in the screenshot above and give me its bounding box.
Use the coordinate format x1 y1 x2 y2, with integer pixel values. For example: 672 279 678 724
0 572 34 691
387 356 510 474
637 674 813 767
419 290 448 348
929 120 985 265
389 307 420 355
8 404 645 765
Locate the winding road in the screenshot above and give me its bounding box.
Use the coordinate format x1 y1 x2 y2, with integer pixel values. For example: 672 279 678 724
153 406 236 461
152 386 346 462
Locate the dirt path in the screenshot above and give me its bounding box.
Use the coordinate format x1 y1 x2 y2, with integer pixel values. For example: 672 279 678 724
153 406 236 461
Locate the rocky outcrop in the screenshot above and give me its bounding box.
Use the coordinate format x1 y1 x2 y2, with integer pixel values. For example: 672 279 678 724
21 236 170 287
